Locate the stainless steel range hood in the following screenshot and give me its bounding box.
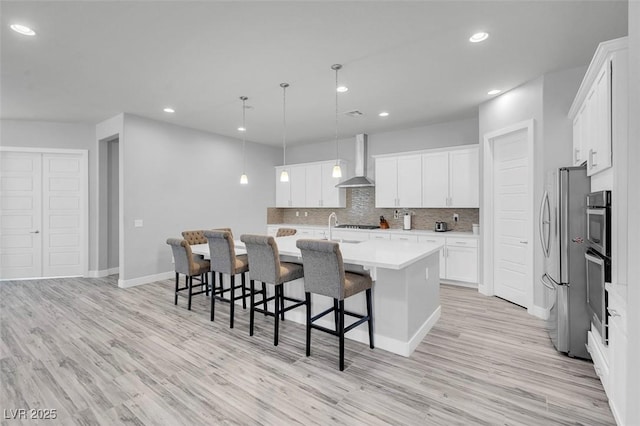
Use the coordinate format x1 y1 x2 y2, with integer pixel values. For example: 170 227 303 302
336 133 375 188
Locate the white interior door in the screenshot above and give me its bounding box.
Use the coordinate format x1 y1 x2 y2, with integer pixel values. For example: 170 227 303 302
0 152 43 279
42 154 85 277
492 129 531 307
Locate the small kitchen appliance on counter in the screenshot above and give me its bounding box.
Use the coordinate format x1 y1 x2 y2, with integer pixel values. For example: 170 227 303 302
435 221 448 232
379 216 389 229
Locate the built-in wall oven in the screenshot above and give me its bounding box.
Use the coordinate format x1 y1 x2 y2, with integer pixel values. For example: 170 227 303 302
585 190 611 345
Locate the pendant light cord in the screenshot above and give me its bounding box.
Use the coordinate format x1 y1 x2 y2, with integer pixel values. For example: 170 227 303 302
282 84 287 166
242 97 246 173
334 67 339 164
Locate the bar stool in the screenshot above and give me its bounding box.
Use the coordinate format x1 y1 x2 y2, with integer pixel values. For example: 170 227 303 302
296 239 374 371
166 238 210 310
204 230 249 328
240 234 306 346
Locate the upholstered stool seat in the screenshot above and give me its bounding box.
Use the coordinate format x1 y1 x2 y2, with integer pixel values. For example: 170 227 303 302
166 238 211 310
275 228 297 237
204 230 250 328
240 234 306 346
296 239 374 371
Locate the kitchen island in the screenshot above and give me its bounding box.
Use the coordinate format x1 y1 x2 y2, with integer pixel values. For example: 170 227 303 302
193 236 442 357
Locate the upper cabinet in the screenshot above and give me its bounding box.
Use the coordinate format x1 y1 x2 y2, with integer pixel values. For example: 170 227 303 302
374 155 422 208
275 160 346 208
375 145 479 209
422 147 479 208
569 37 627 176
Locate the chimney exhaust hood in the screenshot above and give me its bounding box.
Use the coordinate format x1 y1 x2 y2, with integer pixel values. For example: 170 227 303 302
336 134 375 188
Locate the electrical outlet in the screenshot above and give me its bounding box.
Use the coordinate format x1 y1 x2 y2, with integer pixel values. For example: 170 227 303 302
394 210 399 219
453 213 459 222
296 211 299 217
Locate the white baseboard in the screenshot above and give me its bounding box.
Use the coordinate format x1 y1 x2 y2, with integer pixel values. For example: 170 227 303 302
282 305 441 357
88 267 119 278
441 279 478 289
529 304 550 320
118 271 173 288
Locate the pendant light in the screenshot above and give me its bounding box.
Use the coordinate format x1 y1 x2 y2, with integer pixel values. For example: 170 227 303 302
279 83 290 182
331 64 342 178
239 96 249 185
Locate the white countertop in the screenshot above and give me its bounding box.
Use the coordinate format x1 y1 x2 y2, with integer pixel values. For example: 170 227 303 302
191 235 443 270
269 223 479 238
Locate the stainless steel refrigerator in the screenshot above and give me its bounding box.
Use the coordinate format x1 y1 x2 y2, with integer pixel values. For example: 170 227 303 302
539 166 590 359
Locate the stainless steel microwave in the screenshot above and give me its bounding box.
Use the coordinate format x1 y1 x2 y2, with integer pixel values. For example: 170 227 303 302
586 190 611 257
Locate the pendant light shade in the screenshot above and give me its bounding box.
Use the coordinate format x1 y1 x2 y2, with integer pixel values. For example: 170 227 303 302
280 83 290 182
331 64 342 178
239 96 248 185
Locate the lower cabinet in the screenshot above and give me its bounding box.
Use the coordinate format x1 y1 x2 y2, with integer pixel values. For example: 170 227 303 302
267 226 479 284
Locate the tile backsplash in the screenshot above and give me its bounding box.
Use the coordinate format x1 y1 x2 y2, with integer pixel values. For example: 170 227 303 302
267 187 479 232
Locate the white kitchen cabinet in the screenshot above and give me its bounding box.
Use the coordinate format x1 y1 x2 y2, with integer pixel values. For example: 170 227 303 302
422 147 479 208
390 233 418 242
421 152 449 207
331 230 368 242
570 38 627 177
374 155 421 208
443 237 478 283
572 103 587 165
418 235 446 279
275 160 346 208
606 287 628 426
289 165 306 207
449 148 479 207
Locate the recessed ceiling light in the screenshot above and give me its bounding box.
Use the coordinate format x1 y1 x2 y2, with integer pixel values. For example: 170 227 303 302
10 24 36 36
336 86 349 93
163 107 175 113
487 89 501 95
237 127 246 132
469 32 489 43
378 112 389 117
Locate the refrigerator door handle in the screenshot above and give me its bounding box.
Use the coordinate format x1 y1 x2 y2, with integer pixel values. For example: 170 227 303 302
540 273 556 291
539 190 551 258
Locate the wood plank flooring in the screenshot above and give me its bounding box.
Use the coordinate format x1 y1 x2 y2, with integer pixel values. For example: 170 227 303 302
1 276 614 425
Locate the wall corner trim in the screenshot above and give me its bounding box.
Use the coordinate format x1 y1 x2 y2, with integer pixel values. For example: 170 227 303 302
529 304 550 320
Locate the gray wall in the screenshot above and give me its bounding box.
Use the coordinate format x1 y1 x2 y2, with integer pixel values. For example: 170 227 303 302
107 140 119 269
478 66 585 310
626 0 640 422
0 120 98 270
120 114 280 281
285 117 478 180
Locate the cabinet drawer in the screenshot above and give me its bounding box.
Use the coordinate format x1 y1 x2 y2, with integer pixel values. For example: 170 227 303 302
446 237 478 248
390 234 419 242
369 233 391 240
418 236 446 245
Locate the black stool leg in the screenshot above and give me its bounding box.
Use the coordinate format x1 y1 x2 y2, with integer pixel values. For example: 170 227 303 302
174 272 179 305
249 279 255 336
210 272 216 321
262 282 267 316
366 288 374 349
205 272 209 296
274 285 280 346
339 300 345 371
280 286 285 321
305 292 312 356
333 299 339 331
230 274 235 328
241 272 247 309
187 276 193 311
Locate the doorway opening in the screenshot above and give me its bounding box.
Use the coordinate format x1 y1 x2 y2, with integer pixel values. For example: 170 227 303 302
97 136 120 278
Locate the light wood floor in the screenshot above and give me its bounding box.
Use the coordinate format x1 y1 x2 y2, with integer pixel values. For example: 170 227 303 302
1 276 614 425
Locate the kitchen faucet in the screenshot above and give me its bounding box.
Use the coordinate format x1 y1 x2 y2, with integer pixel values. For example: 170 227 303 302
328 212 338 241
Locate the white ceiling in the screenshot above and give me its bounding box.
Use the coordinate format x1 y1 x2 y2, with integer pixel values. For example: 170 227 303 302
1 1 627 146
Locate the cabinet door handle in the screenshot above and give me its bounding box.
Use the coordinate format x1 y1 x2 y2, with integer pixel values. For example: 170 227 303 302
519 241 528 244
30 230 40 234
592 150 598 167
574 148 580 164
